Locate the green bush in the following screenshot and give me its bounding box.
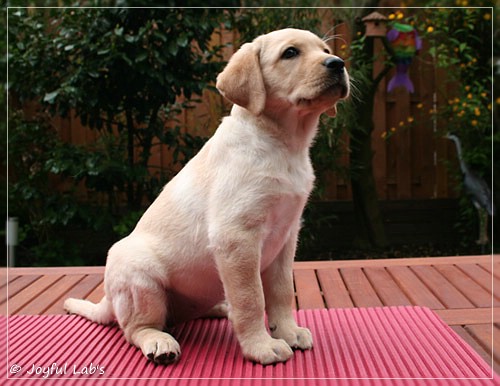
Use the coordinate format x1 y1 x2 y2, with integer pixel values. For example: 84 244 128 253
8 7 230 265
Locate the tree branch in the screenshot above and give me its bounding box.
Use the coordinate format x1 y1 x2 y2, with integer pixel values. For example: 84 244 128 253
371 36 394 92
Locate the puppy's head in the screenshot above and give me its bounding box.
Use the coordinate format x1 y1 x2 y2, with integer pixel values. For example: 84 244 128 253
216 28 349 117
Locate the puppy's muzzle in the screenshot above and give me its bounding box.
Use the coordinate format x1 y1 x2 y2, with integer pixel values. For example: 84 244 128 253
324 56 349 99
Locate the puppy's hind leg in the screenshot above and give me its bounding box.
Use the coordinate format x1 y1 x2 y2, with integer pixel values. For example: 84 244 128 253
114 282 181 365
64 296 115 325
202 301 229 319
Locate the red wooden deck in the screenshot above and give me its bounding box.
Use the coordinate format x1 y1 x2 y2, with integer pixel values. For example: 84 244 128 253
1 254 498 374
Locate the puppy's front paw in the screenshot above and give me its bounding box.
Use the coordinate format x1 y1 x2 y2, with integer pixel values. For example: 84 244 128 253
271 325 313 351
242 337 293 365
141 331 181 365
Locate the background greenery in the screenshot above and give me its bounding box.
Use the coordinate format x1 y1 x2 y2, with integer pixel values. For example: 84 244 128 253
4 2 497 266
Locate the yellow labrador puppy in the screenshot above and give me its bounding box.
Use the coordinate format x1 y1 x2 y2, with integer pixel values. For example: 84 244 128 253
65 28 349 365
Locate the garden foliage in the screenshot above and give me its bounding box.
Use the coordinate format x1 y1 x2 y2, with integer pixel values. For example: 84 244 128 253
8 8 230 265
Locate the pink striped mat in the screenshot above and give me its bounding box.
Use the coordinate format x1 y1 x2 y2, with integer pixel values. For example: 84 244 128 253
2 306 498 385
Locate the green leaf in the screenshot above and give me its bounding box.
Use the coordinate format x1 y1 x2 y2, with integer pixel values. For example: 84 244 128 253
168 41 178 55
177 33 189 47
43 90 59 104
124 34 137 43
135 52 148 63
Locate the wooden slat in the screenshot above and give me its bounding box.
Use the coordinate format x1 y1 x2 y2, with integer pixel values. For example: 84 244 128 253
17 274 86 315
363 267 412 307
0 273 14 287
483 260 500 277
0 275 41 304
411 265 474 309
434 264 493 308
479 262 500 292
456 263 496 295
293 254 495 270
316 268 354 308
86 282 105 303
293 269 324 309
6 266 105 275
45 274 104 315
465 324 499 366
451 325 495 371
7 275 63 315
435 308 496 325
4 255 493 276
340 268 383 308
386 265 444 309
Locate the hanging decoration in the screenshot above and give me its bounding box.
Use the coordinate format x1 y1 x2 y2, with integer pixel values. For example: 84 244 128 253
386 23 422 93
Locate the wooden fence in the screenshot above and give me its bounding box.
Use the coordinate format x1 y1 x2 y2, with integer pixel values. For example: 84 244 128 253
52 22 460 203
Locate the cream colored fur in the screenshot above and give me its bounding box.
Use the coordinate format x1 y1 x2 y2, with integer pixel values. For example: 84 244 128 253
64 28 349 366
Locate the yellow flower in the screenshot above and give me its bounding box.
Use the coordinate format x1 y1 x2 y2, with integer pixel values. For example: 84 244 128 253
467 93 473 99
474 107 481 116
471 120 478 126
396 11 404 20
454 97 460 104
417 103 423 109
481 92 487 98
465 85 471 91
496 97 500 105
427 26 434 33
388 13 396 20
407 116 414 123
484 13 491 21
488 103 492 110
381 132 387 139
399 121 405 127
390 127 397 132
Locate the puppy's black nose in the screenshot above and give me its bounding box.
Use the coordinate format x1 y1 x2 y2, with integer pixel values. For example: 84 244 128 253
324 56 345 73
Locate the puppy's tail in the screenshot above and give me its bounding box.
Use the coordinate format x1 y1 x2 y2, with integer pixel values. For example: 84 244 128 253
64 296 115 325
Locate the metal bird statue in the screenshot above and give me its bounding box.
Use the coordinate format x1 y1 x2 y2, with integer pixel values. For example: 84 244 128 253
445 134 495 250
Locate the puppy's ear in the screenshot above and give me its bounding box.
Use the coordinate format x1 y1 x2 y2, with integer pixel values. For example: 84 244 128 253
216 42 266 116
325 104 337 117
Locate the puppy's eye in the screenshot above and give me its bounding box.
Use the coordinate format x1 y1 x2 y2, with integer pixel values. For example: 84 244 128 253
324 48 331 54
282 47 299 59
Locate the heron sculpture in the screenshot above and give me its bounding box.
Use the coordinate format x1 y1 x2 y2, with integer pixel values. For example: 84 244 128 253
445 134 495 250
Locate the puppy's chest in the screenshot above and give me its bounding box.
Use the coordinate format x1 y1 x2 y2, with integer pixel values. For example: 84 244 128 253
268 151 315 196
259 193 305 271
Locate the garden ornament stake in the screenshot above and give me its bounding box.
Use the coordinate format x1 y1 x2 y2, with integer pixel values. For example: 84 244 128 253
445 134 495 249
